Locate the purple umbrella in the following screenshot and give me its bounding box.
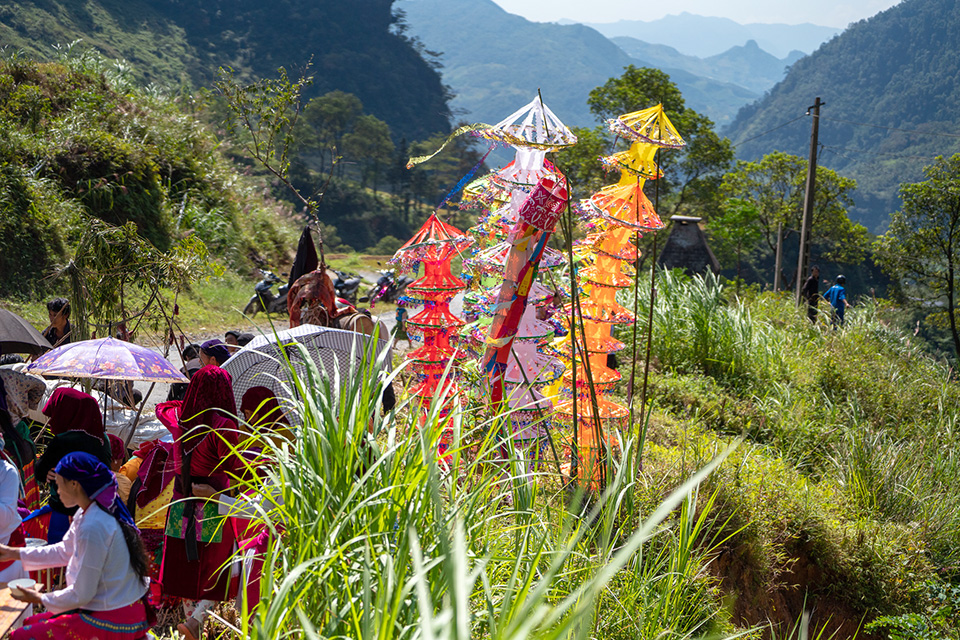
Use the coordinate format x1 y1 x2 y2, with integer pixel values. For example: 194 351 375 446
27 337 188 383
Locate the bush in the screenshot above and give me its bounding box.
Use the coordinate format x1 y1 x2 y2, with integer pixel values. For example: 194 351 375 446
621 270 785 390
369 234 403 255
0 162 74 297
630 281 960 634
225 331 738 639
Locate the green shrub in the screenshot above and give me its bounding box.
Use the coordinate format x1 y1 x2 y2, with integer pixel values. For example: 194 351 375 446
369 234 403 255
0 162 75 297
867 581 960 640
622 270 786 391
220 330 739 639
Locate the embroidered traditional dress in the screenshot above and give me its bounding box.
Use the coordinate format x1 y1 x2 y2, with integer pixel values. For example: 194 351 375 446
157 366 241 602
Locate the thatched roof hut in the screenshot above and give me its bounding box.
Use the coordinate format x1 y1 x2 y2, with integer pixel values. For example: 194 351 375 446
656 216 720 275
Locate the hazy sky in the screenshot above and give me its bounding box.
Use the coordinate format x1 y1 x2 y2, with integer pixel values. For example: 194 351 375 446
490 0 903 28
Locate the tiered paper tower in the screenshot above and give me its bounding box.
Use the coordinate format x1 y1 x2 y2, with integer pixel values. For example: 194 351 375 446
481 177 569 458
556 104 684 486
459 97 576 457
391 214 473 440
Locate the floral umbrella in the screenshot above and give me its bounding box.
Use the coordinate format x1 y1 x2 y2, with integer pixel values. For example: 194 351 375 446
27 337 187 382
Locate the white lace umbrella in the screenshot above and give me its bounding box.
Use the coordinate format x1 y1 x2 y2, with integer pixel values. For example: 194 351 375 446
222 324 391 423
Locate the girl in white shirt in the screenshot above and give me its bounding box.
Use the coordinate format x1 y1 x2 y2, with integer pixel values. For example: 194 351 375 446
0 451 153 640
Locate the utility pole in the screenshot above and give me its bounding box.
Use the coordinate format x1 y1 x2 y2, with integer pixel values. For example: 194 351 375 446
773 222 783 292
795 96 823 304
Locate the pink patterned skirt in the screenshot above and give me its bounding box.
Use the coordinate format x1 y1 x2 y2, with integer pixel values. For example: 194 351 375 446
11 599 150 640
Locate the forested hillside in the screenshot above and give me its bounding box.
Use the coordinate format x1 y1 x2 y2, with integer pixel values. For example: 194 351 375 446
0 52 297 297
724 0 960 231
0 0 451 139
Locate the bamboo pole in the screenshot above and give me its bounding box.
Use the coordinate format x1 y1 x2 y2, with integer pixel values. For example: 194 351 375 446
633 150 660 473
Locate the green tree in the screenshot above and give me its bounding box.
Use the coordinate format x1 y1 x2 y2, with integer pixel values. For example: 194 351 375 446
875 154 960 359
370 234 403 255
407 127 486 219
720 151 868 286
343 114 394 194
554 125 610 197
390 137 413 222
709 198 762 292
63 219 216 342
300 90 363 175
582 65 733 214
216 65 319 214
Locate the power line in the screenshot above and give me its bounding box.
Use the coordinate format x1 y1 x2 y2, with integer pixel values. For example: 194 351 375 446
820 115 960 140
731 114 807 147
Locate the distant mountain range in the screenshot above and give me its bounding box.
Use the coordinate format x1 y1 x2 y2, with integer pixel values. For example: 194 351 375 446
614 38 804 96
575 13 841 58
398 0 808 129
724 0 960 232
398 0 630 128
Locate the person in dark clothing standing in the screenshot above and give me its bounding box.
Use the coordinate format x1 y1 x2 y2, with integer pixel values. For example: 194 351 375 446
801 265 821 323
41 298 71 346
35 388 113 546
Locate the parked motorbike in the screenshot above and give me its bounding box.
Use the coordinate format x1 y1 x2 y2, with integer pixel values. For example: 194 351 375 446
243 269 289 316
360 267 414 306
332 269 362 304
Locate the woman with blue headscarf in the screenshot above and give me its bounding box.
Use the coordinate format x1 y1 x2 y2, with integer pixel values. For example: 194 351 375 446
0 452 153 640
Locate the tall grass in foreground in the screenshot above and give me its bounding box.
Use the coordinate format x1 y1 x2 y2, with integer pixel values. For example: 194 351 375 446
622 271 785 390
216 332 742 639
629 272 960 615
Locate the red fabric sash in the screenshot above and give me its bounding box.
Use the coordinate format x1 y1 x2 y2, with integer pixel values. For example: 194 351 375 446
0 524 25 572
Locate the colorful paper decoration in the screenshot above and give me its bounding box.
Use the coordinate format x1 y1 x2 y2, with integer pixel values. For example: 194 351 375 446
483 177 568 412
607 104 686 149
390 214 473 447
556 103 683 487
477 96 578 150
457 96 576 457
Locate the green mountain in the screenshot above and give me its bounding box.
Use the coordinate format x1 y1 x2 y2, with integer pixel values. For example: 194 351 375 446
613 37 803 97
398 0 761 128
0 0 451 139
724 0 960 232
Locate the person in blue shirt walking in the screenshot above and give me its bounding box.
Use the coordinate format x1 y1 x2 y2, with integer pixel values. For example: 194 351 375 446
823 275 850 327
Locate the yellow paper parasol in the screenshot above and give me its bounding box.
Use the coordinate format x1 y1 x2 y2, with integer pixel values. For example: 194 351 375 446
587 174 664 231
608 104 685 149
600 140 662 179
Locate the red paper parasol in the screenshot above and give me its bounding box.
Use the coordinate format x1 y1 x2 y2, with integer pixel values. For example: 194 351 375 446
390 213 473 271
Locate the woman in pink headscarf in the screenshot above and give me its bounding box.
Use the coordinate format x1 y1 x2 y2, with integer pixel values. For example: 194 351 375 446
155 366 241 640
238 386 293 446
190 386 292 614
